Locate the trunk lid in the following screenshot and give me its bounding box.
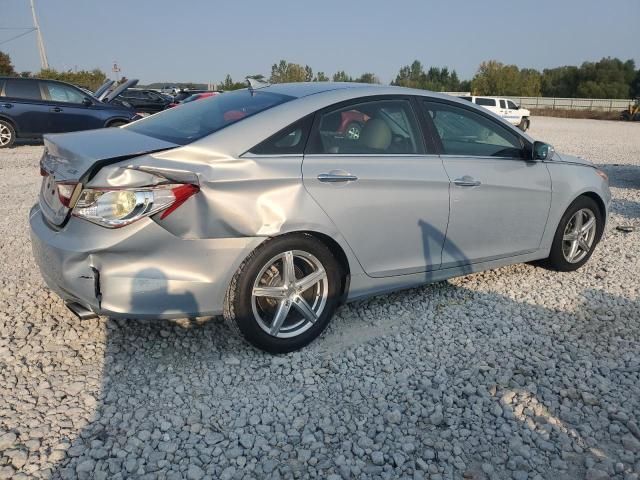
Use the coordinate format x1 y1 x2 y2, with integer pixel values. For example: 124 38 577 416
39 128 178 226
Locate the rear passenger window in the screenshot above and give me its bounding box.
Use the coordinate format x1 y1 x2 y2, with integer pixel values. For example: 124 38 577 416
308 99 423 155
475 98 496 107
423 101 524 159
499 100 507 108
4 80 42 100
249 116 312 155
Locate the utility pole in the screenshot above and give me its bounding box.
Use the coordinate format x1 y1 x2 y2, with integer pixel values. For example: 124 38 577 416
29 0 49 70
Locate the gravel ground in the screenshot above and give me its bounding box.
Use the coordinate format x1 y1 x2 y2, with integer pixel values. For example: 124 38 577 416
0 117 639 480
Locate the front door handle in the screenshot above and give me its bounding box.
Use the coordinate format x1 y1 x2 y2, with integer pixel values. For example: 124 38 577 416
453 176 481 187
2 103 12 109
50 107 62 113
317 170 358 183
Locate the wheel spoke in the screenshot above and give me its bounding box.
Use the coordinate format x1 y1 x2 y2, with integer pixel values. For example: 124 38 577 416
573 211 584 233
578 238 591 252
282 251 296 285
568 240 579 261
292 295 318 324
252 285 287 299
295 268 326 294
563 232 578 241
580 216 595 234
270 300 292 335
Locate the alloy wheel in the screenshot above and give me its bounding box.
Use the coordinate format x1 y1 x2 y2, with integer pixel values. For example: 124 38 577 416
251 250 329 338
0 124 12 147
562 208 597 263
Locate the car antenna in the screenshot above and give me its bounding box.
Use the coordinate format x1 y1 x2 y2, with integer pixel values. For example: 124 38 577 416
246 77 270 95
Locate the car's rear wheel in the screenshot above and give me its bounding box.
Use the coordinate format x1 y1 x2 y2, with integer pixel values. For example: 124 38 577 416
107 120 127 128
518 117 530 131
224 234 341 353
545 196 603 271
0 120 16 148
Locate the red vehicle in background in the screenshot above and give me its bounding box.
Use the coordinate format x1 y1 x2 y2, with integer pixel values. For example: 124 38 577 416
168 91 220 108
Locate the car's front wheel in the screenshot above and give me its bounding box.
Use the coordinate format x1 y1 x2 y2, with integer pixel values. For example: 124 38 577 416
224 234 342 353
0 120 16 148
545 196 603 271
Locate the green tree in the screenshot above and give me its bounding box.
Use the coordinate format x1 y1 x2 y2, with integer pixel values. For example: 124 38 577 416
354 72 380 84
0 51 16 76
269 60 312 83
36 68 108 91
541 66 580 97
393 61 463 91
313 71 329 82
471 60 540 96
219 74 246 91
333 70 353 82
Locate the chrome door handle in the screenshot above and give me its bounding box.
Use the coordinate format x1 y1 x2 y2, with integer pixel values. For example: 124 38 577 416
317 171 358 183
2 103 12 109
454 176 481 187
50 107 62 113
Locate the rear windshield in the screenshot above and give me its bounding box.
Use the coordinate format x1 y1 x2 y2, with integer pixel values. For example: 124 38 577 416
475 98 496 106
126 89 293 145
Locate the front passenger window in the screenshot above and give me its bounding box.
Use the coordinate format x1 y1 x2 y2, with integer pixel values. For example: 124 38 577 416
308 99 423 155
423 101 524 159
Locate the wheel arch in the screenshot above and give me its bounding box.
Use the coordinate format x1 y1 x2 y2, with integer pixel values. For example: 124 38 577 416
578 191 607 238
0 115 18 134
103 117 129 128
264 230 352 302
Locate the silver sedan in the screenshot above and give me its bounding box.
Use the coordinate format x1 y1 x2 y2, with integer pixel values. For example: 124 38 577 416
30 82 611 352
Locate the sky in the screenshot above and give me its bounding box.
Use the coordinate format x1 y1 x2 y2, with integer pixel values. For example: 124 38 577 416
1 0 638 85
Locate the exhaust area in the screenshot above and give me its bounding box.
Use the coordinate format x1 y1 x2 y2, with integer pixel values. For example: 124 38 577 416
65 301 99 320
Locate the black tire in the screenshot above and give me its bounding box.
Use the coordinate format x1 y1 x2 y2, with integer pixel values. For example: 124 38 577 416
518 117 529 131
544 196 603 272
0 120 16 148
107 120 127 128
621 111 631 121
224 234 342 353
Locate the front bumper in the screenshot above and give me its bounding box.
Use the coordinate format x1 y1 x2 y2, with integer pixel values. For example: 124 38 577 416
29 205 265 319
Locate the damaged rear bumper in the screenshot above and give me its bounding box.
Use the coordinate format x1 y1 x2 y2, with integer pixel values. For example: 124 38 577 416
29 205 265 319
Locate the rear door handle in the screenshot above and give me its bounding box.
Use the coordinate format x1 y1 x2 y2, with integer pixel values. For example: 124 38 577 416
453 176 481 187
50 107 62 113
317 171 358 183
2 103 12 109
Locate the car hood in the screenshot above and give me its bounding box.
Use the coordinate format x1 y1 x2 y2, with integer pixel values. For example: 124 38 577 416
41 127 178 183
552 152 595 168
103 79 139 103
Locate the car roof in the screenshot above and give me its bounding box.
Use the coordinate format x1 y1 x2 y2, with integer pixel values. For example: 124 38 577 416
255 81 458 102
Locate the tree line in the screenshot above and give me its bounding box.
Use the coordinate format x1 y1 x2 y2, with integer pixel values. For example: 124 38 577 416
1 50 638 99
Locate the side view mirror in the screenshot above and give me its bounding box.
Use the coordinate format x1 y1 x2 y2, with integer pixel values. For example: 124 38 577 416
533 141 555 161
82 97 93 107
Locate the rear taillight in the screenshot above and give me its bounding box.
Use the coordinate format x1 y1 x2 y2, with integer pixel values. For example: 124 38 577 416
56 183 78 207
72 184 199 228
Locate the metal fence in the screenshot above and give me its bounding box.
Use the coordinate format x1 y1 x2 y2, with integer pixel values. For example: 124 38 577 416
503 96 632 112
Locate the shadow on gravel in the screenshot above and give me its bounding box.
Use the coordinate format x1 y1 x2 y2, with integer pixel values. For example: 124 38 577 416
599 164 640 190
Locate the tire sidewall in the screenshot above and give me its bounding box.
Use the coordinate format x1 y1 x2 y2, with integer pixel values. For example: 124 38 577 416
548 196 603 271
229 235 341 353
0 120 16 148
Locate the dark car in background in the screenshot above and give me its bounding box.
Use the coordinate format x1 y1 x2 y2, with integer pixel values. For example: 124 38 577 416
0 77 139 148
167 91 220 108
114 89 172 114
172 89 214 103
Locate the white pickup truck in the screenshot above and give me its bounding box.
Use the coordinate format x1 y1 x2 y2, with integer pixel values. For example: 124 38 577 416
460 96 530 131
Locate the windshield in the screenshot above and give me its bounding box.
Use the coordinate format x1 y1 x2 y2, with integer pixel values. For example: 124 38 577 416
126 89 293 145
